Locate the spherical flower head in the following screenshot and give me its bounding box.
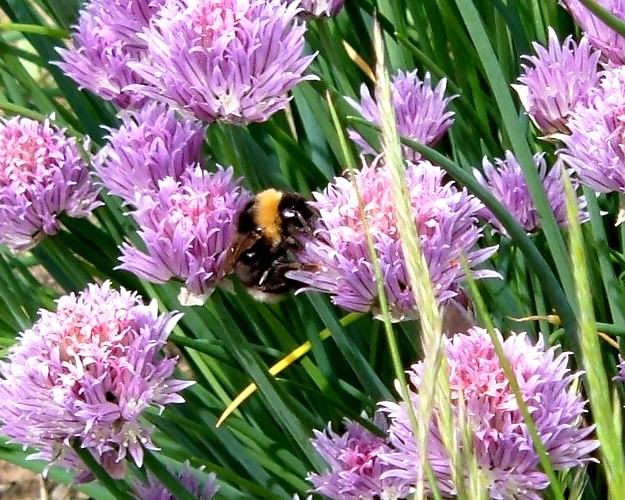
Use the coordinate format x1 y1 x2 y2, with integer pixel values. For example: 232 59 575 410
119 166 250 303
346 70 455 161
307 413 411 500
473 151 589 235
0 281 193 479
94 102 205 204
557 65 625 194
561 0 625 64
133 461 218 500
294 0 345 17
128 0 318 123
0 115 100 252
55 0 164 108
379 327 599 499
512 27 601 135
288 156 498 321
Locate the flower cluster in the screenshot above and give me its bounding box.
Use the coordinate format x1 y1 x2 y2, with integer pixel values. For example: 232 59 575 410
307 328 597 499
513 25 625 212
308 413 410 500
94 102 205 204
0 116 100 251
474 151 588 234
562 0 625 65
56 0 163 107
0 282 192 479
513 27 601 135
90 100 246 302
288 156 498 321
129 0 317 123
384 328 597 498
119 166 250 303
346 70 455 161
133 461 218 500
558 65 625 195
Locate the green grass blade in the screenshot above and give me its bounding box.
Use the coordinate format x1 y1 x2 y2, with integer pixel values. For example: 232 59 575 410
564 172 625 497
453 0 574 303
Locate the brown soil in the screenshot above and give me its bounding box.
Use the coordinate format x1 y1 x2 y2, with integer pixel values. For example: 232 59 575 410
0 461 86 500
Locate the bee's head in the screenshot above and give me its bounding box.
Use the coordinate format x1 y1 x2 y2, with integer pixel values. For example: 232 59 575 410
278 193 318 233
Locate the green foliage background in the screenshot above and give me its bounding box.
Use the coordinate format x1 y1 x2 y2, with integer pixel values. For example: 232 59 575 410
0 0 623 498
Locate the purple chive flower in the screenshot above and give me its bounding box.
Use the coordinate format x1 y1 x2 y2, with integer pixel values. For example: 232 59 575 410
295 0 345 17
512 27 601 135
307 413 411 500
119 166 250 304
561 0 625 65
288 156 498 321
94 102 205 204
379 327 599 499
92 0 166 40
128 0 318 124
133 461 218 500
558 65 625 194
0 116 100 252
346 70 455 161
473 151 589 235
0 281 192 480
55 0 164 108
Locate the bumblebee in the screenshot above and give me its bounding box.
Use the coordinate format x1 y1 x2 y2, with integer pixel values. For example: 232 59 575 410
226 188 318 301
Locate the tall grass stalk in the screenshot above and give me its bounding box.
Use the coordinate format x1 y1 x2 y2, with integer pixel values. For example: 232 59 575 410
564 172 625 498
373 18 472 500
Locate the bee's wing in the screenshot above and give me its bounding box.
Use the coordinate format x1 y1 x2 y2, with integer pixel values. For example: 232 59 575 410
223 232 260 275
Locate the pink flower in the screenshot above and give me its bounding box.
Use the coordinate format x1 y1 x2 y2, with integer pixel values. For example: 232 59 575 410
512 27 601 135
473 151 589 234
55 0 164 107
288 156 498 320
558 65 625 194
0 116 100 251
562 0 625 65
307 413 411 500
94 103 205 204
118 166 250 303
0 282 192 479
379 327 599 499
346 70 455 161
129 0 317 123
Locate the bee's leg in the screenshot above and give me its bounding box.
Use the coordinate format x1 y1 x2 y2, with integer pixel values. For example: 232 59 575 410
284 235 303 251
257 261 318 294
